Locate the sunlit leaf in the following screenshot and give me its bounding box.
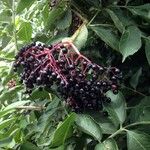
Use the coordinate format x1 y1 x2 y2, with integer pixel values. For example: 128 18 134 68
17 22 32 42
4 100 30 110
0 118 16 131
73 24 88 50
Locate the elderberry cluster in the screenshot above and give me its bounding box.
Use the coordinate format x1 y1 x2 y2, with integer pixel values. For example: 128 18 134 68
13 41 122 112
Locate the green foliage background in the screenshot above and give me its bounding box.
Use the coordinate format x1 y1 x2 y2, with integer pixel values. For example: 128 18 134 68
0 0 150 149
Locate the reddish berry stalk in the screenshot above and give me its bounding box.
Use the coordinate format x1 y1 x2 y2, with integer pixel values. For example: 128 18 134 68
13 41 122 112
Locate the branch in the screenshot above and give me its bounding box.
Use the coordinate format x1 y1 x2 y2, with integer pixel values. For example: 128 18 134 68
122 85 147 97
12 0 18 53
124 121 150 129
15 105 46 111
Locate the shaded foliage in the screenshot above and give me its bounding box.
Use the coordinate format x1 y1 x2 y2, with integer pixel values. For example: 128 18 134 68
0 0 150 149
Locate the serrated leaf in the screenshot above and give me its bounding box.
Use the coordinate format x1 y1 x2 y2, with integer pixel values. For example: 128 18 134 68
106 9 124 33
95 139 118 150
119 26 141 62
76 114 102 142
127 130 150 150
17 22 32 42
50 113 76 147
91 26 119 51
145 38 150 65
74 25 88 50
105 91 126 126
130 68 142 89
16 0 35 14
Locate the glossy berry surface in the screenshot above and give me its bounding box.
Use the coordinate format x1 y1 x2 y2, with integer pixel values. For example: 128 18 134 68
13 41 122 113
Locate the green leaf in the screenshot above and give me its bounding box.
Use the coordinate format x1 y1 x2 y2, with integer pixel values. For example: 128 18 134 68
76 114 102 142
20 141 40 150
42 4 50 25
1 0 12 8
4 100 30 110
145 38 150 65
35 104 60 139
0 86 23 102
0 137 15 148
30 88 50 100
50 113 76 147
130 97 150 122
56 10 72 30
84 112 117 134
46 0 68 31
95 139 118 150
112 8 135 27
0 9 12 23
0 118 16 131
127 130 150 150
16 0 36 14
74 25 88 50
91 26 119 51
105 91 126 126
100 120 117 134
119 26 141 62
49 145 65 150
128 4 150 22
130 68 142 89
106 9 124 33
17 22 32 42
0 109 15 118
84 0 100 7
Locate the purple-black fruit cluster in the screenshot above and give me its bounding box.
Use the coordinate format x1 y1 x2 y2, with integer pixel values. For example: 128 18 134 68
13 41 122 112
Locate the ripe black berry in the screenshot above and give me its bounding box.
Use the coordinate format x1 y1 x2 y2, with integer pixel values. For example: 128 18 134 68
13 41 122 113
62 48 68 54
103 111 108 117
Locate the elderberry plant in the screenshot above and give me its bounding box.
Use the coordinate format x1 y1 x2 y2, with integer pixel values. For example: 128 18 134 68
0 0 150 150
13 41 122 112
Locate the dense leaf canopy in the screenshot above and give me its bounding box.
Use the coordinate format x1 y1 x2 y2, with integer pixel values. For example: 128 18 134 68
0 0 150 149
